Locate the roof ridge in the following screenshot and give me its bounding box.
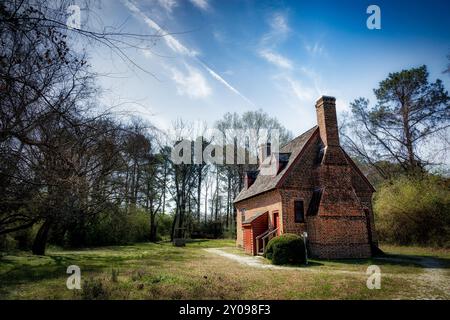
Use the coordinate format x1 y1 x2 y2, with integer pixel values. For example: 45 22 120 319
234 126 319 203
279 125 318 150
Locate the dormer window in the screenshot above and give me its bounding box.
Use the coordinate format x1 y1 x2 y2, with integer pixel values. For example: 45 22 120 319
244 171 258 188
277 153 290 173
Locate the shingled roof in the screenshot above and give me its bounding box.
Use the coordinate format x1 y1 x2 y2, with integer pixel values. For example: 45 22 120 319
234 126 318 203
242 211 267 224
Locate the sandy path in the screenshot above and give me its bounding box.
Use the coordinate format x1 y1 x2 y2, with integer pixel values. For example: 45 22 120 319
203 248 290 270
204 247 450 299
203 248 360 275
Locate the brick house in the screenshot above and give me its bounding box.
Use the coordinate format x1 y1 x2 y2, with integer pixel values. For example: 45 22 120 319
234 96 378 259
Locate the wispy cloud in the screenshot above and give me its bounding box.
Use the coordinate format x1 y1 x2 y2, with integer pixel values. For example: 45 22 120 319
261 12 290 46
305 41 324 56
222 69 234 76
170 64 212 98
156 0 178 13
189 0 210 11
124 0 198 57
283 76 317 102
257 11 328 107
299 66 323 93
269 12 289 34
123 0 254 106
258 12 292 70
259 50 292 70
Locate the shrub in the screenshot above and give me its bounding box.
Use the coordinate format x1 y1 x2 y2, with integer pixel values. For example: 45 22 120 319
81 277 110 300
1 223 40 252
156 213 174 240
0 234 17 252
83 208 151 246
191 220 224 239
111 268 119 283
374 175 450 247
264 233 306 265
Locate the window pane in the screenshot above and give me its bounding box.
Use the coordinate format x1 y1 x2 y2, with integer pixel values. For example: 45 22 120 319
294 200 304 223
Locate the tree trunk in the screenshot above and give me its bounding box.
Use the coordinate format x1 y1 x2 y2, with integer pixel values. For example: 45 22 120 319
162 163 167 214
226 173 231 230
197 165 202 223
401 102 416 170
32 219 52 255
149 212 157 242
204 182 208 224
170 209 178 242
177 197 186 239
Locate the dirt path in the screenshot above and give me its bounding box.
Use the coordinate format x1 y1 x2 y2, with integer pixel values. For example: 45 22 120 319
203 248 359 275
203 248 290 270
417 257 450 299
381 256 450 299
204 247 450 299
376 255 450 298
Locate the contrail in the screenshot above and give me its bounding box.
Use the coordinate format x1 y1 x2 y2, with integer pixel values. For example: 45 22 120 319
122 0 255 107
199 60 255 107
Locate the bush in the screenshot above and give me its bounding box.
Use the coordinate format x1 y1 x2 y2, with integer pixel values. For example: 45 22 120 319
0 223 40 252
191 220 224 239
374 175 450 247
81 277 110 300
156 213 174 240
0 234 18 252
83 208 151 246
264 233 306 265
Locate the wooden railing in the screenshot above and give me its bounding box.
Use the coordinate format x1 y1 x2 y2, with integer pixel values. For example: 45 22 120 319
255 228 278 255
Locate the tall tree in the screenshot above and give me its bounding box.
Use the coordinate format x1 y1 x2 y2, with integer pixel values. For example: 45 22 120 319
342 65 449 176
0 0 162 253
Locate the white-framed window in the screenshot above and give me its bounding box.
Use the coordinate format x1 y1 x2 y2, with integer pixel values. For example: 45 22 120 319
241 208 246 222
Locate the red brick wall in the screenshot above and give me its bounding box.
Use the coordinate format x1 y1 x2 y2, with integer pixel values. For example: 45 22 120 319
350 172 378 245
307 216 371 258
278 111 374 258
280 189 308 235
280 146 373 258
235 190 282 248
251 212 269 255
317 162 363 217
278 134 318 235
235 97 377 259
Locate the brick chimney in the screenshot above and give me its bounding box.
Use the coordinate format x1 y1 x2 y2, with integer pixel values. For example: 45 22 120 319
315 96 339 147
258 143 271 165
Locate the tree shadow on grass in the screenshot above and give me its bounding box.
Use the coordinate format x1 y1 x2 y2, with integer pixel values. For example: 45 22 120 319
0 243 194 290
313 253 450 269
286 261 324 268
375 253 450 269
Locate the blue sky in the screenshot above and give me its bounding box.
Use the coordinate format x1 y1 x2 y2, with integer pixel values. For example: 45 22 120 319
88 0 450 134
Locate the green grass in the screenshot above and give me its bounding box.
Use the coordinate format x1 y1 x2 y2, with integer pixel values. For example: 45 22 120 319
380 244 450 262
0 240 448 300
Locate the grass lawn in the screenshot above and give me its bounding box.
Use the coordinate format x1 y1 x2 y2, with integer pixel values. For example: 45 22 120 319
0 240 449 300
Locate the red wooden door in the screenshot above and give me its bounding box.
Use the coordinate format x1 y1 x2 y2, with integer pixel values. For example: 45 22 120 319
243 226 252 254
273 212 279 235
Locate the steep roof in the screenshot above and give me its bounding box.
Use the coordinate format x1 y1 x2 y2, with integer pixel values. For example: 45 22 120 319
242 211 267 224
234 126 318 203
